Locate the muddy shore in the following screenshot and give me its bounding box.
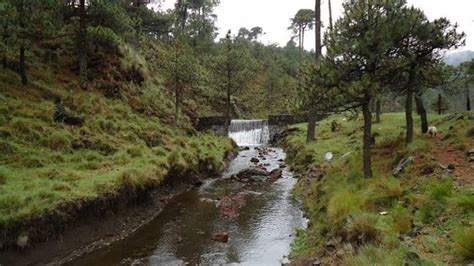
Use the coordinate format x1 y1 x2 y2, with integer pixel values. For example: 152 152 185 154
0 153 236 265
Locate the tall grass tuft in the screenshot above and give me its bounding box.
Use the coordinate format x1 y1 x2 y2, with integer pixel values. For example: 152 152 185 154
0 166 12 185
454 226 474 259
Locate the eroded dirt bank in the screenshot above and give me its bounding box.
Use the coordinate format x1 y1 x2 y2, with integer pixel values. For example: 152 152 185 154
0 154 236 266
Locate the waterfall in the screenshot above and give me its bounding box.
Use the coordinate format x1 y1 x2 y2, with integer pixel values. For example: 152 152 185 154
229 120 270 146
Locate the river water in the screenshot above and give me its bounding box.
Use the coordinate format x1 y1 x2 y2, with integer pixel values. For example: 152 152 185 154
70 120 305 265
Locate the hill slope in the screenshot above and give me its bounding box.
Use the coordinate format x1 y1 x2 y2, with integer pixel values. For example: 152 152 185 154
0 42 237 247
282 113 474 264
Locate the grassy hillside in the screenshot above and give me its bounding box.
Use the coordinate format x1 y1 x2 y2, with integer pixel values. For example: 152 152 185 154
0 43 237 229
283 113 474 264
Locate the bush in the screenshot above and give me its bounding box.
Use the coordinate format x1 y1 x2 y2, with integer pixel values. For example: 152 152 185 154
23 155 45 168
454 226 474 259
366 177 404 208
11 118 42 142
327 189 366 227
0 140 16 156
418 200 445 224
466 127 474 138
43 131 72 151
0 166 12 185
450 191 474 211
391 205 412 234
343 245 404 265
345 213 380 245
427 178 453 203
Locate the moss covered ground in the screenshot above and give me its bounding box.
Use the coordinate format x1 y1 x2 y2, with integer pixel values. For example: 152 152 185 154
283 113 474 265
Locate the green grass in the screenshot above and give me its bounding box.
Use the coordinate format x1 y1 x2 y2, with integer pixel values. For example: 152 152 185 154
0 66 237 227
286 112 474 264
454 226 474 259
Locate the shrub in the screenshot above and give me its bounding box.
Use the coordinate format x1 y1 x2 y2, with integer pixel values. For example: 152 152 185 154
427 178 453 203
466 127 474 138
418 200 445 224
23 155 45 168
345 213 380 245
366 177 404 208
391 205 412 234
0 166 12 185
167 148 187 174
0 140 17 156
112 151 131 165
327 189 366 227
450 191 474 211
454 226 474 259
290 229 309 258
11 118 42 142
127 147 143 158
52 182 72 192
44 131 72 151
343 245 404 265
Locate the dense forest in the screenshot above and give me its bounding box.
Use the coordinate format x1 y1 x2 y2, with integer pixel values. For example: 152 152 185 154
0 0 473 265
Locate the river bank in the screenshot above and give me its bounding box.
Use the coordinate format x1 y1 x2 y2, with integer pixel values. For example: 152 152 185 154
281 113 474 265
0 150 237 265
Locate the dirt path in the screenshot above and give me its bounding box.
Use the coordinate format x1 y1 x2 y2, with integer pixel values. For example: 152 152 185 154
430 136 473 185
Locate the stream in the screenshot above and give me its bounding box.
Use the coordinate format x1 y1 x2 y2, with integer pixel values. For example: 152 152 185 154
70 120 306 265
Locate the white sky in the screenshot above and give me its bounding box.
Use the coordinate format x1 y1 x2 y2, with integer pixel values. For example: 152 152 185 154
159 0 474 52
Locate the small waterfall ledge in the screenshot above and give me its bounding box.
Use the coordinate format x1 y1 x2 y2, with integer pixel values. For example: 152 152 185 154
229 120 270 146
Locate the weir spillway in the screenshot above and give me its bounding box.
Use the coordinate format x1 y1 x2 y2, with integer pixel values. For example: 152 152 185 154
228 120 270 146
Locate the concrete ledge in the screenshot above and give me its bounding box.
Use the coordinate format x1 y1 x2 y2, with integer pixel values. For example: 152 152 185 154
268 115 306 126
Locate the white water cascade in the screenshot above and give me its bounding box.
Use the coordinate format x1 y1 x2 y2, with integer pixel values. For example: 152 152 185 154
229 120 270 146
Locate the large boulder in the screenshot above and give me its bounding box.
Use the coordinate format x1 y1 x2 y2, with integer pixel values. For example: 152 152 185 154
236 168 268 180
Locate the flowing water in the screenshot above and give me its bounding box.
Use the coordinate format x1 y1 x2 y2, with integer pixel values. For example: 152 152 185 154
70 120 305 266
229 120 270 146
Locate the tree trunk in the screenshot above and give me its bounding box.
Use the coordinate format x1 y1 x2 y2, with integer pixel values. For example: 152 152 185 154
306 115 316 143
19 45 27 85
2 54 5 69
405 64 416 144
78 0 87 90
437 94 442 115
375 98 381 123
466 82 471 111
225 88 231 136
415 92 428 134
1 21 7 69
18 0 27 85
269 83 273 114
405 88 414 143
305 0 321 143
362 102 373 178
224 65 231 136
174 83 180 127
315 0 322 64
301 29 305 61
328 0 333 31
298 28 302 64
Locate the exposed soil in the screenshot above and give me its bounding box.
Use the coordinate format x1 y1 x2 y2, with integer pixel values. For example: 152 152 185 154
0 154 236 266
430 136 474 185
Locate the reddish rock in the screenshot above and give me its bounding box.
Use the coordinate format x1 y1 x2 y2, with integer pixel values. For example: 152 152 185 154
269 169 283 179
212 232 229 243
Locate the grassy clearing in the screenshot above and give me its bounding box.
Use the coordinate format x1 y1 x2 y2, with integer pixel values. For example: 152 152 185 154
284 113 474 264
0 62 236 228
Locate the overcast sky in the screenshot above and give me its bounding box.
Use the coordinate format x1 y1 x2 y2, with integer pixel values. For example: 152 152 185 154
159 0 474 52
